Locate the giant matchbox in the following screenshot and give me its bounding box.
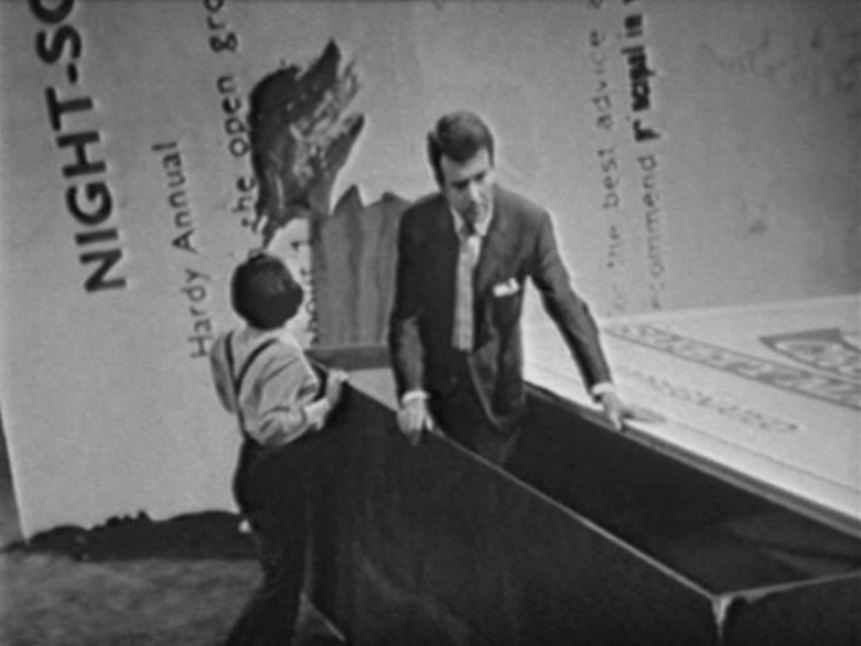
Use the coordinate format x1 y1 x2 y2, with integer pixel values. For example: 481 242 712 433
302 346 861 645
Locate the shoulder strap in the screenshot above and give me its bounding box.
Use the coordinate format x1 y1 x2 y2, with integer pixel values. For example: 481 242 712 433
236 338 281 397
224 331 280 433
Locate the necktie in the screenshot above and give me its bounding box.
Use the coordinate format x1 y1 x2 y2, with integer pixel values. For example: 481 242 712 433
453 221 479 351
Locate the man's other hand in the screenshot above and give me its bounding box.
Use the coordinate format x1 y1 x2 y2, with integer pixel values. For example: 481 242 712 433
599 390 665 432
396 397 437 446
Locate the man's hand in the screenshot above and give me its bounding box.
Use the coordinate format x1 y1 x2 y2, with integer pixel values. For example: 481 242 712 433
396 397 437 446
599 390 665 432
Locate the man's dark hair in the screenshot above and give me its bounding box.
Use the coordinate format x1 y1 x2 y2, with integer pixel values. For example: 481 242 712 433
231 251 303 330
427 111 495 186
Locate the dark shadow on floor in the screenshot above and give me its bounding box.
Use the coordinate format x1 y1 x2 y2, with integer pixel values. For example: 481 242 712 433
4 510 256 561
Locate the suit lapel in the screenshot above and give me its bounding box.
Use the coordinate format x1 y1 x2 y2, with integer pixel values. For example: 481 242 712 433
426 190 512 350
474 188 511 298
427 194 459 307
472 189 515 349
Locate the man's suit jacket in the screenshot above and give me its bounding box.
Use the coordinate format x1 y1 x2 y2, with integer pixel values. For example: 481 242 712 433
388 185 612 435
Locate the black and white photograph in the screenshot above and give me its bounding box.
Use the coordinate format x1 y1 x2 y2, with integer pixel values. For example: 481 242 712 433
1 0 860 644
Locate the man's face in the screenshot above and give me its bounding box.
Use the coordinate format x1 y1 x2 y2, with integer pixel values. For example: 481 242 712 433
439 148 495 226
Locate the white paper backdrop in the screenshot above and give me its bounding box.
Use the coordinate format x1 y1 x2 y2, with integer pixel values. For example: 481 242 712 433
1 0 859 536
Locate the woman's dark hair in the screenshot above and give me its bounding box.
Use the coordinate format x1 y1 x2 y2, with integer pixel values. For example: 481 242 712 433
230 251 303 330
426 111 495 186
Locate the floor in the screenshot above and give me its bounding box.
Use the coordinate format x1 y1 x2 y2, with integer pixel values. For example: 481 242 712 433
0 418 344 646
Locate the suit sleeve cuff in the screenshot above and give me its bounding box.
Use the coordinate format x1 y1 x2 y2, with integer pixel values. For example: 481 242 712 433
401 389 429 407
590 382 617 402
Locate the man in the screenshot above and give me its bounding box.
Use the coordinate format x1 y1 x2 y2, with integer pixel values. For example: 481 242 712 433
388 111 657 465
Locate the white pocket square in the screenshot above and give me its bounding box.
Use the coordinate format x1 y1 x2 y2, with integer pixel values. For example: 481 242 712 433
493 278 521 297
